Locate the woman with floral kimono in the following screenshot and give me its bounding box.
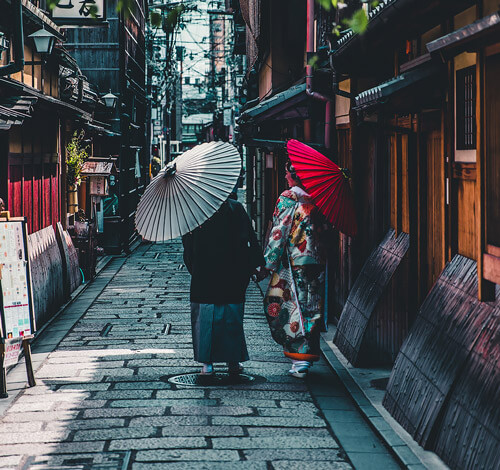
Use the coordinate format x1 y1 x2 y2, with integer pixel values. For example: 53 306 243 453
261 161 327 378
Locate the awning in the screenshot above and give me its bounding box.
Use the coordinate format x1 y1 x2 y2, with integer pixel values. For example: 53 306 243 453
0 78 92 121
0 96 37 130
427 11 500 59
243 138 325 151
238 83 307 124
0 106 28 129
354 63 443 110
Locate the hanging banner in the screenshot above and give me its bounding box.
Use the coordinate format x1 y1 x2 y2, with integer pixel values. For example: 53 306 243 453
52 0 106 24
0 219 36 340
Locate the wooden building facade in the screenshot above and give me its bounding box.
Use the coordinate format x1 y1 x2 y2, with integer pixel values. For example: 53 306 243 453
237 0 500 467
0 0 97 326
330 0 500 467
64 0 149 252
0 0 67 234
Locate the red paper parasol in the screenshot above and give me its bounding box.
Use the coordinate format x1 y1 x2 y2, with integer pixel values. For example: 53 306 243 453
287 139 357 237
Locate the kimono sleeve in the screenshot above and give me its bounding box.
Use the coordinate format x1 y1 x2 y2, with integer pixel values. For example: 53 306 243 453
263 196 295 272
246 213 265 271
181 233 194 274
232 201 265 274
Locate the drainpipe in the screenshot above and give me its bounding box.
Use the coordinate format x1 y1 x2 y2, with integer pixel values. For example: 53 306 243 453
255 149 263 243
0 0 24 77
305 0 332 149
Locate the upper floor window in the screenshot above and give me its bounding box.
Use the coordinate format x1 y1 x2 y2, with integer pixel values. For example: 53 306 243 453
456 66 476 150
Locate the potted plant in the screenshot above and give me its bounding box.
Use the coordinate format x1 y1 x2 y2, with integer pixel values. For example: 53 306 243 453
66 131 89 213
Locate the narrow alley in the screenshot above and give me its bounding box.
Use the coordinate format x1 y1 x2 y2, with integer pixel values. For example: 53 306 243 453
0 240 401 469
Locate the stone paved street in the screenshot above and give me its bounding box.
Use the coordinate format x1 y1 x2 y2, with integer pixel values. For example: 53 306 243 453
0 241 401 469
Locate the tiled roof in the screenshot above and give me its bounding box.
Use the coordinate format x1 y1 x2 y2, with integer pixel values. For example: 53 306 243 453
0 96 37 130
336 0 398 49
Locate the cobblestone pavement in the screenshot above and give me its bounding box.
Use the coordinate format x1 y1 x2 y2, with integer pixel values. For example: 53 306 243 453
0 241 399 469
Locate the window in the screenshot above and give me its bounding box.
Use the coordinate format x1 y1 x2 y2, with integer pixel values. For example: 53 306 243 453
456 66 476 150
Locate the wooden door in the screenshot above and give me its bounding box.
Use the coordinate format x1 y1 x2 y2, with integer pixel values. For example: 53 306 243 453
389 133 410 235
423 126 446 293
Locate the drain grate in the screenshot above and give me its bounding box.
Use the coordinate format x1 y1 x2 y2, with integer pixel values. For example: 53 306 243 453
22 451 131 470
165 372 262 387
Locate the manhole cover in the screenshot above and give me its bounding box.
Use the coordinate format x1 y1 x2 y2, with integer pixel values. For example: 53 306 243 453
165 372 263 387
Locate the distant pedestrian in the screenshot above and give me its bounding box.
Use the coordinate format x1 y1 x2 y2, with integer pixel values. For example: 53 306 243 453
259 161 327 378
182 191 264 376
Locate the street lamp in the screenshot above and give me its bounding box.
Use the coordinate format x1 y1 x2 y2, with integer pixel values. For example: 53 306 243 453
102 90 118 109
0 32 9 61
28 27 57 55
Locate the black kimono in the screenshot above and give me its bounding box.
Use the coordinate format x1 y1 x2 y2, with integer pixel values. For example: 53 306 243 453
182 197 264 363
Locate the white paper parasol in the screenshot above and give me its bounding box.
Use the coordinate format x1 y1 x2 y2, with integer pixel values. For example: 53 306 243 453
135 141 241 242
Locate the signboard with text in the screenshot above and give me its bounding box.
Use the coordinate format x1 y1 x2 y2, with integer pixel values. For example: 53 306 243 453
0 219 36 341
52 0 106 24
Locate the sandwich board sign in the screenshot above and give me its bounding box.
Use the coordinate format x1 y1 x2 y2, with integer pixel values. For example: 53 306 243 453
0 216 37 397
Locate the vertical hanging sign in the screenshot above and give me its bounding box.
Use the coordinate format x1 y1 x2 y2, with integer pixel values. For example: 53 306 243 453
0 217 37 397
0 220 35 339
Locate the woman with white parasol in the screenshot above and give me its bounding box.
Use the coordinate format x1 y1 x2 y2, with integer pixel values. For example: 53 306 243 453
135 142 264 375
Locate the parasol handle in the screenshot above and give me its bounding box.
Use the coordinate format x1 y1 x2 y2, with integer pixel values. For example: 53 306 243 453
163 162 177 178
340 167 351 180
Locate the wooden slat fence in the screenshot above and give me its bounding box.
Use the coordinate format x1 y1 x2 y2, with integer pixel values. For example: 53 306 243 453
55 222 81 299
28 226 64 326
28 224 81 327
334 229 410 365
432 290 500 469
384 255 500 469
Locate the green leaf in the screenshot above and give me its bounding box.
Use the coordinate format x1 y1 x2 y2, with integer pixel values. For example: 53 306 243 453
308 54 320 70
66 131 89 187
88 5 99 19
150 11 162 28
316 0 332 11
332 24 341 36
371 0 380 7
343 8 368 34
117 0 134 19
47 0 58 10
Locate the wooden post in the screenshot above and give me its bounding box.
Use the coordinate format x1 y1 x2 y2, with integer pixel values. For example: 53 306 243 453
396 134 403 236
416 113 425 305
0 344 7 398
476 51 495 301
22 339 36 387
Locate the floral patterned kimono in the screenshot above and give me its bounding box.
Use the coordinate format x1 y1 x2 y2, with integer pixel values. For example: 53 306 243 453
263 186 326 362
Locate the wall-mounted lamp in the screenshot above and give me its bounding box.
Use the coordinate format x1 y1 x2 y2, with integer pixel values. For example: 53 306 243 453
102 90 118 109
0 32 9 61
28 27 56 55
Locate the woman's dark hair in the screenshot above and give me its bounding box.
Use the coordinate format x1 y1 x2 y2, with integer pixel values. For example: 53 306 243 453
286 160 300 182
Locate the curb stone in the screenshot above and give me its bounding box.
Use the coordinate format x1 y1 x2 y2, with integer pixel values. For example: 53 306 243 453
320 336 428 470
